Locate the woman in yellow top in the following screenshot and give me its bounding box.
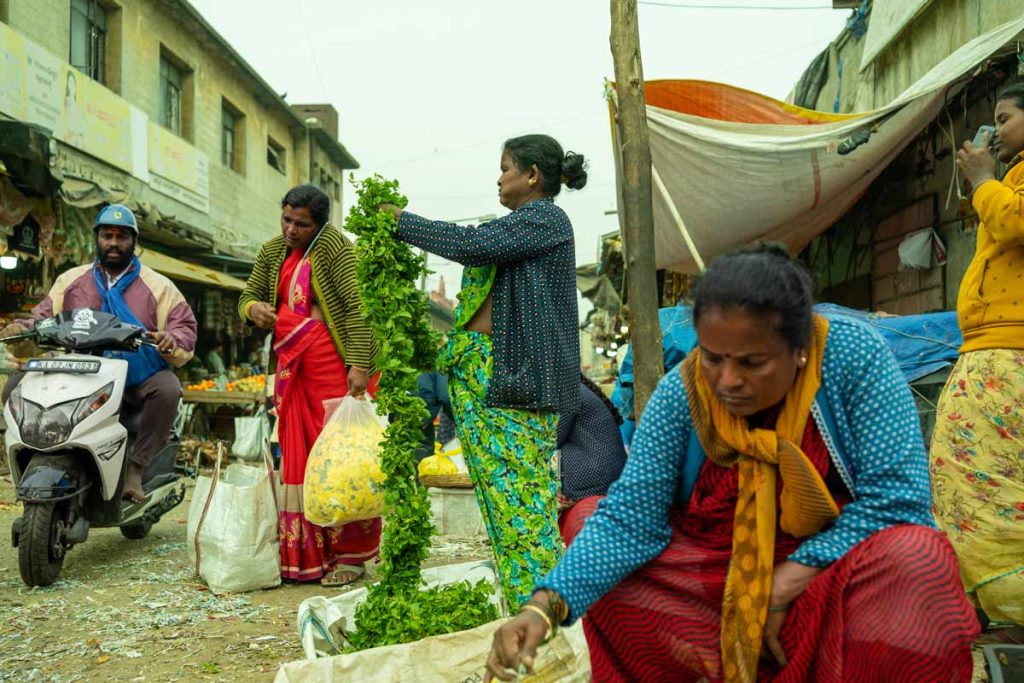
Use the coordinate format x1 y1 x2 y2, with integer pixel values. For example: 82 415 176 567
931 83 1024 627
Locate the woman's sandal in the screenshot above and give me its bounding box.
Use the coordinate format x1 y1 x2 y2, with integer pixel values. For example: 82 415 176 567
320 563 365 587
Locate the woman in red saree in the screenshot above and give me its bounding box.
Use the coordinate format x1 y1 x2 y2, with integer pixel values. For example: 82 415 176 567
240 185 381 586
273 250 380 584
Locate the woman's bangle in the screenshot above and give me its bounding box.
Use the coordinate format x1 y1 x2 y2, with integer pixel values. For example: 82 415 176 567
520 603 554 640
527 599 558 629
535 588 569 624
767 602 792 613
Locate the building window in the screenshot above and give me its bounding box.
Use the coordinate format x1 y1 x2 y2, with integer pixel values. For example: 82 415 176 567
70 0 107 84
267 136 286 174
221 100 244 172
159 48 193 140
159 56 183 135
222 108 236 168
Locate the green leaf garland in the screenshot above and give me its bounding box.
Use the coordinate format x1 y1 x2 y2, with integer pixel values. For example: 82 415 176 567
344 175 498 651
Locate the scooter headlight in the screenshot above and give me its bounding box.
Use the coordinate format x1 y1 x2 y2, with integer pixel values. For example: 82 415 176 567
13 383 114 450
6 384 22 424
20 398 76 449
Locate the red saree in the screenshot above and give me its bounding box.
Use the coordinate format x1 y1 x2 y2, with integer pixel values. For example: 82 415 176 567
560 421 979 682
274 250 381 582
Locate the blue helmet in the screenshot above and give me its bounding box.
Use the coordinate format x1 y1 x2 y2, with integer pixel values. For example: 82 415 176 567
94 204 139 236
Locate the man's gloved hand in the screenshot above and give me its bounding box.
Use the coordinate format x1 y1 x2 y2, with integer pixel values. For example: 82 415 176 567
2 347 20 370
0 323 27 339
0 323 37 360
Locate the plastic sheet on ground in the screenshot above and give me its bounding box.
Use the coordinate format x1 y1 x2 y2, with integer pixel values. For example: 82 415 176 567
278 618 589 683
297 561 504 660
282 560 590 682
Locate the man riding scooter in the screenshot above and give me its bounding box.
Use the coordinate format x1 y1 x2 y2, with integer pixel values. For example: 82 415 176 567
1 204 197 502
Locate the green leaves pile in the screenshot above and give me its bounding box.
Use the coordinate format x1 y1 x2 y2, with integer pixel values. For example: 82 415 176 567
344 175 498 651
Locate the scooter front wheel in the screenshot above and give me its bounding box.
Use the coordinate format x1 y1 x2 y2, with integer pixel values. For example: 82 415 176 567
18 502 67 587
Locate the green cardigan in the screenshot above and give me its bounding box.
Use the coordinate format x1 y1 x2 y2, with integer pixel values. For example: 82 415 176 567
238 227 375 370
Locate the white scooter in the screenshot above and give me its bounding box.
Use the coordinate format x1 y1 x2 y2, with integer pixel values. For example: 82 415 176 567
1 308 189 587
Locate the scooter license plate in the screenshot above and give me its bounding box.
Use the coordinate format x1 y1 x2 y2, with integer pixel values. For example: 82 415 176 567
24 358 101 373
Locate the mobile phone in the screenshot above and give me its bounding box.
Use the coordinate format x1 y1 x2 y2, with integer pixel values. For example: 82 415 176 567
973 125 995 148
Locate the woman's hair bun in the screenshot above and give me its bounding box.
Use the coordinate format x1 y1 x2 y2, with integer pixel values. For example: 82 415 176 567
561 152 588 190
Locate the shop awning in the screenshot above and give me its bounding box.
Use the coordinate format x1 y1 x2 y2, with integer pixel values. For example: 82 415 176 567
0 120 60 196
138 246 248 291
59 176 129 208
609 15 1024 273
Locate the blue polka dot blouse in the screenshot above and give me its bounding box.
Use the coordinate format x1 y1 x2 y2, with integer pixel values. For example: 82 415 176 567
397 197 580 414
537 316 937 623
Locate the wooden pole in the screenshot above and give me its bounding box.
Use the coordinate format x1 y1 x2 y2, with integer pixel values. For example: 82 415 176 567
610 0 663 418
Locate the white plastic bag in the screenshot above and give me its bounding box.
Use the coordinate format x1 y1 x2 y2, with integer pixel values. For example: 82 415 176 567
303 396 385 526
283 558 589 682
278 620 590 683
187 444 280 593
232 405 269 460
297 561 504 659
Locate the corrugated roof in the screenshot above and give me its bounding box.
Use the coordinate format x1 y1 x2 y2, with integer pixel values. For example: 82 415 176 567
138 246 248 291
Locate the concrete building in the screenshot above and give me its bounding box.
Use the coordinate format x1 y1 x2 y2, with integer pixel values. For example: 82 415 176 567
793 0 1024 314
0 0 358 282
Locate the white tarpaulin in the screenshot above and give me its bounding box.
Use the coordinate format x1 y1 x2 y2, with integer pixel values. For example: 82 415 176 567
626 15 1024 273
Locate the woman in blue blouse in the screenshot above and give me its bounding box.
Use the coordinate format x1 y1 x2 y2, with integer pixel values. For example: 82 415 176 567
485 245 979 683
556 374 628 541
382 134 586 609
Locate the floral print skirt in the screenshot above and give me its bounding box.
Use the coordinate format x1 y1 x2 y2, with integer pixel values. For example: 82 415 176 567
930 348 1024 626
438 331 562 610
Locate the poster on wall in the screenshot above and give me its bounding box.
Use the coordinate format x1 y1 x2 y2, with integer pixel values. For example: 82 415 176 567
148 122 210 213
60 64 134 173
26 41 63 137
0 22 136 177
0 28 29 127
1 23 213 216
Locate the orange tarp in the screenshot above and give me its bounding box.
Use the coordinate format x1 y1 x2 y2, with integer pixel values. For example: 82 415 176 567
639 80 859 125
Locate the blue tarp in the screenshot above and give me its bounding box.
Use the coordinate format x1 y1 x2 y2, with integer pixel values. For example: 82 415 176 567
612 303 962 445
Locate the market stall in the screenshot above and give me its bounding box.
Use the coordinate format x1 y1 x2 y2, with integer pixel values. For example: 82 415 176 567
182 389 264 406
179 372 270 450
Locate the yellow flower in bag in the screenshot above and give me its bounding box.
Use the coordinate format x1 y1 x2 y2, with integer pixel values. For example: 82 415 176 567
304 396 385 526
418 441 461 477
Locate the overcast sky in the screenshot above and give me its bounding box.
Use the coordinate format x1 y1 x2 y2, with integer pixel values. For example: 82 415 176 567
191 0 850 303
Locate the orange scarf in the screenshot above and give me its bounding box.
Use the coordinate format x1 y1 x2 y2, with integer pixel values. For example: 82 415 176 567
681 315 838 683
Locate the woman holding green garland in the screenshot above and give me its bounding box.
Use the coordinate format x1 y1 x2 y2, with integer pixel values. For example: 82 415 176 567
381 134 586 609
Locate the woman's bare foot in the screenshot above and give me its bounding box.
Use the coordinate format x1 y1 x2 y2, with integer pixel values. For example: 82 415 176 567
122 462 146 503
320 563 365 587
